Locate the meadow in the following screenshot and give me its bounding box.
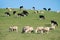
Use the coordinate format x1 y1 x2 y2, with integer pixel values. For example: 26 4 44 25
0 8 60 40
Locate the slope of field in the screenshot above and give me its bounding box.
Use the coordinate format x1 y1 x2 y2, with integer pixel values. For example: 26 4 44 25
0 8 60 40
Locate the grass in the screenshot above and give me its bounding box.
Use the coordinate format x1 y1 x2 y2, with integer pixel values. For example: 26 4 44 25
0 8 60 40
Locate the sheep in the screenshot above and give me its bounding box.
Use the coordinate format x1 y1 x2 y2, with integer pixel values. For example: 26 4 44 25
17 13 25 17
5 12 11 16
34 10 39 14
22 10 29 16
9 25 18 32
20 6 23 9
22 26 30 33
25 27 33 33
20 6 23 10
42 27 50 34
6 7 12 11
43 8 47 11
51 20 58 26
35 27 44 33
9 27 13 32
32 7 35 10
32 7 39 14
42 24 56 33
40 11 44 14
48 8 51 11
50 24 56 30
22 26 34 33
39 15 45 20
35 27 51 34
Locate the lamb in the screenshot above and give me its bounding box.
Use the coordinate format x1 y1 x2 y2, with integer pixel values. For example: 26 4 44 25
9 25 18 32
17 13 25 17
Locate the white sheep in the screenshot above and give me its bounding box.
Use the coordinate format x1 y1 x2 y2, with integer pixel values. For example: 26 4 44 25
35 27 44 33
25 27 33 33
40 11 44 14
22 26 34 33
6 7 12 11
50 24 56 30
9 25 18 32
43 27 50 33
35 26 50 34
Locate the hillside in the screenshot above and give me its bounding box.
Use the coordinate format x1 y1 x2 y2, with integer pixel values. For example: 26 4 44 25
0 8 60 40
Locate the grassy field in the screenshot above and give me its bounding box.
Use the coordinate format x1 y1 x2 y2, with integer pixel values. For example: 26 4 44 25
0 8 60 40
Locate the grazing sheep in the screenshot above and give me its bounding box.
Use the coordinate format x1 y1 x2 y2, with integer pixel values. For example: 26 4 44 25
43 27 50 33
48 8 51 11
51 20 58 26
5 12 11 16
32 7 39 14
40 11 44 14
32 7 35 10
25 27 33 33
22 26 34 33
35 27 44 33
9 25 18 32
22 26 30 33
34 10 39 14
35 26 51 34
20 6 23 9
50 24 56 30
6 7 12 11
43 8 47 11
17 13 25 17
22 10 29 16
39 15 45 20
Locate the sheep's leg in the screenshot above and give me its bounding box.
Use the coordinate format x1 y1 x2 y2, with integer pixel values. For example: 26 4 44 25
25 29 29 33
41 30 43 33
35 30 38 33
28 31 31 33
16 29 18 32
46 30 49 34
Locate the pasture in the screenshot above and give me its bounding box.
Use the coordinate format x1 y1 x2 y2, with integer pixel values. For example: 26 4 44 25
0 8 60 40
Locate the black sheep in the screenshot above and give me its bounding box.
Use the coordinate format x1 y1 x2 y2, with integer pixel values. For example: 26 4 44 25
48 8 51 11
5 12 10 16
32 7 35 10
51 20 58 26
22 10 29 16
43 8 47 11
20 6 23 9
17 13 24 17
39 15 45 19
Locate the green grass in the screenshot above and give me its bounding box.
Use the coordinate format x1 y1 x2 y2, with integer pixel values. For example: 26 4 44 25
0 8 60 40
